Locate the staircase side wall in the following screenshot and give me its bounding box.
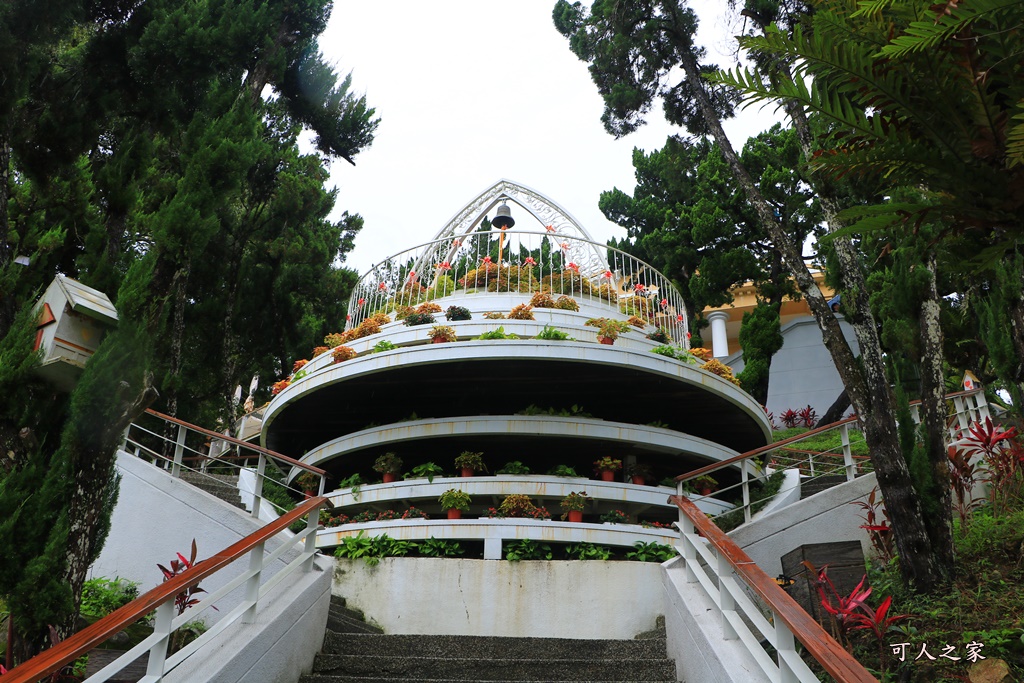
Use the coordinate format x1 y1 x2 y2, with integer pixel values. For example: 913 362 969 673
333 557 664 639
728 472 877 577
661 558 763 682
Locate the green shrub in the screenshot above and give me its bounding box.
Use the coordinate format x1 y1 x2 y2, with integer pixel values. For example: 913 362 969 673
81 577 140 617
505 539 552 561
626 541 677 563
565 542 612 560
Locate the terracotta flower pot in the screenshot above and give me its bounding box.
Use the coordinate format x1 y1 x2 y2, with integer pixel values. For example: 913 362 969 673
598 336 614 345
631 475 645 485
432 337 447 344
567 510 583 523
382 472 397 483
600 470 615 482
447 508 463 520
460 467 474 478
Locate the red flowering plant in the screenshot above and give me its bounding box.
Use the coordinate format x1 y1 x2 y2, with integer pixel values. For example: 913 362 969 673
961 417 1024 515
271 379 290 396
402 506 430 520
292 359 308 373
779 408 800 428
805 562 872 651
851 487 895 564
332 346 357 364
157 539 211 617
797 405 817 428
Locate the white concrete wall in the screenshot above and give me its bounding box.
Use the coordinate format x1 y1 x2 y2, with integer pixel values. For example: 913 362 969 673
662 558 762 682
333 557 665 639
92 451 332 683
728 473 878 577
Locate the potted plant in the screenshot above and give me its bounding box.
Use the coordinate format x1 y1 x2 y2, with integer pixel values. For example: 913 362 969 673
585 318 632 345
692 474 719 495
593 457 622 482
438 488 471 520
294 471 320 497
403 311 436 326
454 450 486 477
600 509 630 524
373 452 403 483
445 305 472 321
645 327 672 344
403 462 445 483
428 324 457 343
625 463 652 485
559 491 591 522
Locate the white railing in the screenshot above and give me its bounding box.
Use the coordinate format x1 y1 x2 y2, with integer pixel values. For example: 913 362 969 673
677 388 991 527
122 409 327 518
671 495 878 682
345 229 691 345
3 497 326 683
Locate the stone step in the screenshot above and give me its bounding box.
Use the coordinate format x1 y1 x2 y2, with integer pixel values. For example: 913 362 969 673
327 612 384 635
323 633 667 660
177 472 246 509
800 474 848 500
310 654 676 681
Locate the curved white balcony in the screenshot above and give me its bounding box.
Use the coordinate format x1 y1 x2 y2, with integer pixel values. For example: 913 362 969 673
263 341 772 457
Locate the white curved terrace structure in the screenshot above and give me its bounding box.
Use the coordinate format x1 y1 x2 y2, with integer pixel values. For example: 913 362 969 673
262 181 772 554
346 179 691 345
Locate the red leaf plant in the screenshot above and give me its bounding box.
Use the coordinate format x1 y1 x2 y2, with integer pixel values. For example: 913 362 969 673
848 595 912 672
850 486 895 564
806 562 871 651
797 405 817 428
780 408 800 429
157 539 212 617
961 418 1024 514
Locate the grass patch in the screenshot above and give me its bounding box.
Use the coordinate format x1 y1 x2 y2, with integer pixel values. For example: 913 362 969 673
772 426 869 456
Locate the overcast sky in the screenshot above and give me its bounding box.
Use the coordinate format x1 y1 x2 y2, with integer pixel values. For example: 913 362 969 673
319 1 781 273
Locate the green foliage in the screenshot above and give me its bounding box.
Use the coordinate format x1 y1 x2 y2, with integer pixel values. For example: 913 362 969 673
625 542 678 563
496 461 531 475
714 470 786 533
371 340 397 353
337 473 362 502
403 312 435 326
404 462 444 483
505 539 553 562
475 326 519 340
735 302 783 404
534 325 574 341
547 464 580 477
516 404 593 418
417 538 464 558
650 345 701 364
565 543 612 560
438 488 471 512
333 533 417 567
80 577 139 618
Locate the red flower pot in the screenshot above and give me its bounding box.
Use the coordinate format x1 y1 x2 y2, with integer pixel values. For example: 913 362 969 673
600 470 615 482
383 473 397 483
303 490 314 499
598 336 614 345
432 337 447 344
447 508 463 520
567 510 583 523
460 467 474 478
631 475 645 485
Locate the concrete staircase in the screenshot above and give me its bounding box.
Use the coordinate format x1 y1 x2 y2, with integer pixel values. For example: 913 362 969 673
799 474 848 499
301 596 677 682
178 471 246 510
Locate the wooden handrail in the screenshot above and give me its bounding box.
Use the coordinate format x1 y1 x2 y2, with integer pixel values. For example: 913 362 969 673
143 408 325 476
674 387 986 483
670 495 878 683
674 415 860 482
4 496 327 683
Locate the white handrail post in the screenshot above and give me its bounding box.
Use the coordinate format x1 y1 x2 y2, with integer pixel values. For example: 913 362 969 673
717 551 737 640
242 541 265 624
171 424 187 478
317 473 326 497
740 460 751 523
303 504 320 572
252 453 266 519
807 451 815 477
145 600 174 679
841 423 855 481
775 614 800 683
677 506 698 584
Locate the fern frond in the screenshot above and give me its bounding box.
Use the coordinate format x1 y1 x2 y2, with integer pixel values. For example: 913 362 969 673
881 0 1024 59
1005 104 1024 168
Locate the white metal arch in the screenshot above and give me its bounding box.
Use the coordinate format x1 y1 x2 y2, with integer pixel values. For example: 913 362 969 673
420 179 608 273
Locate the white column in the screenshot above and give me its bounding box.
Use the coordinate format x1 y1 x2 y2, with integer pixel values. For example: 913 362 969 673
706 310 730 358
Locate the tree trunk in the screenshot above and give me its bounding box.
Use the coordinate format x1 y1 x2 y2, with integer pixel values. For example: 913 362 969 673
816 389 851 427
671 28 948 590
918 254 954 573
0 127 15 340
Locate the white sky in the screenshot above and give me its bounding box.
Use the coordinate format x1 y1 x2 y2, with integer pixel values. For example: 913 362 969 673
319 1 782 273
